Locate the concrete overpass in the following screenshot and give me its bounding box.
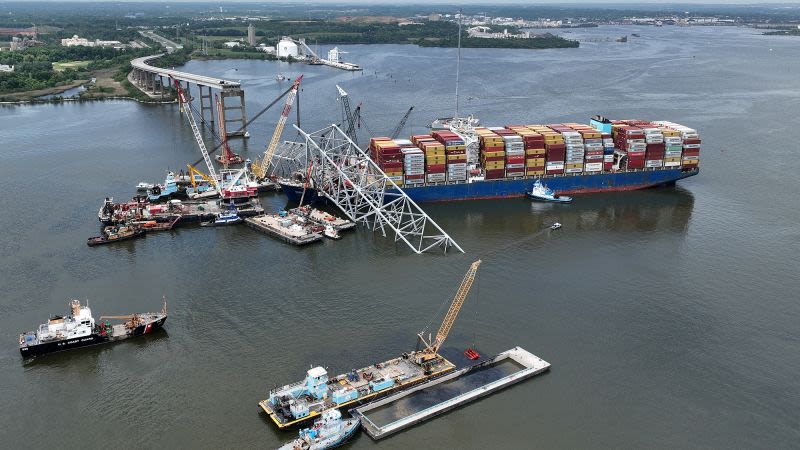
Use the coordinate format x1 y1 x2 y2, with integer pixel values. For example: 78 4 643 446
130 54 248 137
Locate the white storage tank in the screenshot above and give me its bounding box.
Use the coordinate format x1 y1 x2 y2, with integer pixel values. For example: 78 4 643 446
277 38 299 58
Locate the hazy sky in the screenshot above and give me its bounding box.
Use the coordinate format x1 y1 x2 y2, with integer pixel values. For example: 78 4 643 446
20 0 800 4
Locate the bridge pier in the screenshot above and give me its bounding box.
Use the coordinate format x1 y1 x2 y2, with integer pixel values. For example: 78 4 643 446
220 87 248 138
199 85 214 125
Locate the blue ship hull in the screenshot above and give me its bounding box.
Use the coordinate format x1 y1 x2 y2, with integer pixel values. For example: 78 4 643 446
281 168 699 203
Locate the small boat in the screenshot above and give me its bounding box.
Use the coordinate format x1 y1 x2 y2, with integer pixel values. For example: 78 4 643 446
276 73 287 82
215 153 244 165
19 298 167 357
277 409 359 450
87 225 144 246
323 225 341 240
98 197 115 224
526 180 572 203
136 182 154 192
550 222 562 230
200 209 241 227
148 172 180 202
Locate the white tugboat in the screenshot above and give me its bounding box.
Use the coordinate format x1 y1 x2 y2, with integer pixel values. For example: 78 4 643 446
19 299 167 357
277 409 359 450
526 180 573 203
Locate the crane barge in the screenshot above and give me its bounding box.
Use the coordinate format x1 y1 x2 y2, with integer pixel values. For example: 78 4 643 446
258 260 481 429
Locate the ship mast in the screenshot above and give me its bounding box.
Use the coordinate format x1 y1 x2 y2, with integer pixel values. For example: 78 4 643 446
454 8 462 119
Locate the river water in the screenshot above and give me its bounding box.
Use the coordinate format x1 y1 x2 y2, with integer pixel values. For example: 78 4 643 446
1 26 798 448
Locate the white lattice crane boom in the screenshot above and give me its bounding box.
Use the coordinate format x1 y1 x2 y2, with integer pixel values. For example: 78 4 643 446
252 75 303 179
174 79 220 191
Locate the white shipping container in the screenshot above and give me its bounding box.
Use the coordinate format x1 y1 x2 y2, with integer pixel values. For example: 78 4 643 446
682 156 700 162
665 151 682 158
683 143 701 149
546 161 565 169
506 163 525 169
426 173 446 182
565 167 584 174
645 160 663 168
603 138 614 145
583 138 602 144
603 154 614 162
664 161 681 167
585 162 603 171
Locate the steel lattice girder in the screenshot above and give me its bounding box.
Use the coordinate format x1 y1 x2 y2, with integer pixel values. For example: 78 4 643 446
268 141 308 178
294 124 463 254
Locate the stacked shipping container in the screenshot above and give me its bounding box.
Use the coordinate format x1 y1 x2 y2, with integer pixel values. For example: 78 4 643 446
366 118 699 185
432 130 468 182
476 128 506 180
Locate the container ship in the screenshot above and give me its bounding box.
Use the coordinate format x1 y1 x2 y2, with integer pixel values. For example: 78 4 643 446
19 299 167 357
280 117 700 203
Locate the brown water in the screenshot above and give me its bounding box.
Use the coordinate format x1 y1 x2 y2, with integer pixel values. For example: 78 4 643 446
1 25 799 449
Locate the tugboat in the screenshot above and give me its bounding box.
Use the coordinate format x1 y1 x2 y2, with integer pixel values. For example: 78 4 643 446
200 205 242 227
526 180 573 203
136 181 154 192
277 409 359 450
87 225 145 246
98 197 115 224
19 298 167 357
148 172 181 202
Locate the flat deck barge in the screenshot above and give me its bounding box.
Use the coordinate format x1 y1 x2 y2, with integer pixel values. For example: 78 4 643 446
245 214 322 245
352 347 550 439
259 352 456 429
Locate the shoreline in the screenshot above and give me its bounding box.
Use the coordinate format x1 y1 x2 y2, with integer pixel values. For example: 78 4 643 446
0 96 176 106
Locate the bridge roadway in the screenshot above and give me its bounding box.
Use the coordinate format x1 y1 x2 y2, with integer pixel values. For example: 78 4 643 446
130 54 240 89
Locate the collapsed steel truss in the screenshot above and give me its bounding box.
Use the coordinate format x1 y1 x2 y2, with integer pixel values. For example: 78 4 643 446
268 140 308 179
295 124 463 254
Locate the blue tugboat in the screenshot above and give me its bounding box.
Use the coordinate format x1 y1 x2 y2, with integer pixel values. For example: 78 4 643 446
526 180 572 203
148 172 180 202
277 409 359 450
200 205 241 227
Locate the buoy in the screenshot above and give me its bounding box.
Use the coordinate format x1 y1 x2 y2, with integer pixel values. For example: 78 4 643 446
464 348 480 360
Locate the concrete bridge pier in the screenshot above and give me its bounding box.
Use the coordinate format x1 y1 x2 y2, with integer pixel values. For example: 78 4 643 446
199 85 214 125
220 87 248 138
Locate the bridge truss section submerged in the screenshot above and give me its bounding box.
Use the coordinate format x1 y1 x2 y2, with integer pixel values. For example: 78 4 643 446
294 124 463 254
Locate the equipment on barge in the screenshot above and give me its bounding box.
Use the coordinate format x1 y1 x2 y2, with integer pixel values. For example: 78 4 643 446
19 298 167 357
87 225 144 246
259 260 481 429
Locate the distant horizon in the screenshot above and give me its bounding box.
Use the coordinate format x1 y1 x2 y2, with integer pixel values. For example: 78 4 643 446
6 0 800 5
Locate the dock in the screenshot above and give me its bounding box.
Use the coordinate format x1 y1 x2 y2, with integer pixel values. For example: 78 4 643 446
352 347 550 440
245 214 322 245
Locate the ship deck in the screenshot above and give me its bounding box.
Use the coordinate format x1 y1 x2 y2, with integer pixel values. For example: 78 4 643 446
260 353 456 428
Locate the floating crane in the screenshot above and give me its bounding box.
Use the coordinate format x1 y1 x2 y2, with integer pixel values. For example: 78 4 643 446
416 260 481 363
390 106 414 139
251 75 303 180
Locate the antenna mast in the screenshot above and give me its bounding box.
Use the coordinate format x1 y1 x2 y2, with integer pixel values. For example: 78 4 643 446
455 9 462 119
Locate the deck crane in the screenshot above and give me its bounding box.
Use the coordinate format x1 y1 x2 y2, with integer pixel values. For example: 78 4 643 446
336 84 360 145
416 260 482 364
174 79 221 195
390 106 414 139
251 75 303 180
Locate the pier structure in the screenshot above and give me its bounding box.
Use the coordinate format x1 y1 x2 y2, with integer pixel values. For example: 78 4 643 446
130 54 248 138
293 124 463 254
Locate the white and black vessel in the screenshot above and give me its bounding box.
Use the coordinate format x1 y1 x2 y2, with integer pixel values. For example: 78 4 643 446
277 409 359 450
19 299 167 357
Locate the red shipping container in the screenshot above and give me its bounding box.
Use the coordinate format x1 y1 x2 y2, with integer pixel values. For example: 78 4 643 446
426 164 446 172
546 169 564 175
482 155 505 162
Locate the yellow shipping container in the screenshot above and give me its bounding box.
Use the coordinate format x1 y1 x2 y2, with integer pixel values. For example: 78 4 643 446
565 163 584 169
446 145 466 151
447 154 467 161
483 150 506 158
526 158 545 167
525 148 546 156
526 169 545 176
484 162 505 169
664 157 681 163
